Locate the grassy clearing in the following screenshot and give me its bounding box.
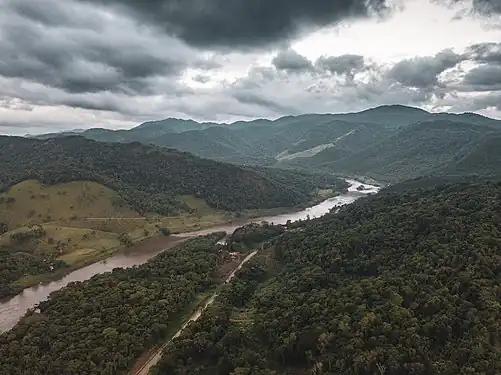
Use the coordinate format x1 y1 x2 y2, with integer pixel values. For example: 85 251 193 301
0 180 139 230
0 224 121 264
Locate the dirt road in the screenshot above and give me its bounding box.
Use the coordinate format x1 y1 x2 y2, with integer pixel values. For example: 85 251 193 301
132 251 258 375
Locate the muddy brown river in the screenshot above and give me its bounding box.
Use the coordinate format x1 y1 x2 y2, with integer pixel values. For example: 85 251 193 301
0 179 379 332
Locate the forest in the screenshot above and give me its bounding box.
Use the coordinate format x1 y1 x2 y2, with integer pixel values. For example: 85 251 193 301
42 105 501 183
0 136 345 216
0 233 226 374
153 180 501 375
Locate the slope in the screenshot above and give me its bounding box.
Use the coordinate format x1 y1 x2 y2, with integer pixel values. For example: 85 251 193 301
31 106 501 175
0 180 139 230
321 120 501 182
0 136 343 215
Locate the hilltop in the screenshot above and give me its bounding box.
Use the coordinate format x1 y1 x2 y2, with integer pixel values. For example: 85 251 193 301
0 135 344 215
33 105 501 183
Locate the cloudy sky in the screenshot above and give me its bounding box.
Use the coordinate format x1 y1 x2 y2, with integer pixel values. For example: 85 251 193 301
1 0 500 135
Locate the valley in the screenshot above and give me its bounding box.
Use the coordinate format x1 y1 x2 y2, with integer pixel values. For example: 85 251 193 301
0 135 346 301
3 2 501 373
3 105 501 375
0 179 378 333
0 180 379 375
152 179 501 375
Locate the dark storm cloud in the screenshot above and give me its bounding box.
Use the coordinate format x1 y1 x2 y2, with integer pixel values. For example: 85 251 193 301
465 43 501 64
9 0 102 28
315 54 366 77
388 50 463 88
74 0 391 48
59 97 127 113
464 65 501 86
0 0 196 96
272 49 314 72
232 91 298 114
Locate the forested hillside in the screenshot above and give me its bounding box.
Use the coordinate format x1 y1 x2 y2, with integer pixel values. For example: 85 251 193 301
320 120 501 182
34 105 501 183
153 180 501 375
0 136 344 216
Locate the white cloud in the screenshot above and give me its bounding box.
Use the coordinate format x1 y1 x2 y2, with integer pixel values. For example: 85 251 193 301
1 0 501 135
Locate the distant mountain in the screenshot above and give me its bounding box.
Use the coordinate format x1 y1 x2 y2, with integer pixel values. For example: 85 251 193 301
33 105 501 181
0 136 345 216
30 129 86 139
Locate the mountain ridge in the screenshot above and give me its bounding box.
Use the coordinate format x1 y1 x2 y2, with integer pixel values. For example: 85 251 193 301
28 105 501 183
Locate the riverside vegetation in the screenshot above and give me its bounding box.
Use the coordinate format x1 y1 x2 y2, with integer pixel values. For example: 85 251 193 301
0 136 345 299
152 180 501 375
0 233 227 374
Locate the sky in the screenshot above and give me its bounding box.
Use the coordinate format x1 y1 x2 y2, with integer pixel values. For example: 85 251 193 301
0 0 500 135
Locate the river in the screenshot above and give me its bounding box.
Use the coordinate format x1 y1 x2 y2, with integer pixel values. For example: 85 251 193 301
0 179 379 332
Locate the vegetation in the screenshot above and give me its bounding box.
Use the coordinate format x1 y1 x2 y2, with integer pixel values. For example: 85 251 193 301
323 121 501 182
0 136 344 216
153 180 501 375
0 233 226 374
0 224 70 299
229 222 285 252
37 106 501 182
0 180 139 231
0 221 127 299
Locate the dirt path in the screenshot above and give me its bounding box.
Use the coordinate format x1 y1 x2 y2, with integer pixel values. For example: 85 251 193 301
131 251 258 375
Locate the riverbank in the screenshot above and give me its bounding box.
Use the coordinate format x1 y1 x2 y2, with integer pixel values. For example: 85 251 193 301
3 188 342 298
1 211 279 298
10 235 189 293
0 179 379 333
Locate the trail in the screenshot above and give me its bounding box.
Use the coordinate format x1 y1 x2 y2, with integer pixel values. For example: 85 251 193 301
132 251 258 375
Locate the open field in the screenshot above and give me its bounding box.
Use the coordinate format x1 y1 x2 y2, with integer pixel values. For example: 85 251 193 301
0 180 140 230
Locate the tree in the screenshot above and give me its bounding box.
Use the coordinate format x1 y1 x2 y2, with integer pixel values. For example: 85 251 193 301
118 232 133 247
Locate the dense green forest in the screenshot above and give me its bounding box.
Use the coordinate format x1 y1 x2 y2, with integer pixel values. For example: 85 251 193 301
153 180 501 375
322 121 501 182
0 233 226 374
34 105 501 182
0 136 345 215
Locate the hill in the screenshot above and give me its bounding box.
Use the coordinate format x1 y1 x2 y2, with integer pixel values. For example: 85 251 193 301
0 136 344 216
317 120 501 182
35 106 501 182
0 135 345 299
0 180 139 230
152 179 501 375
